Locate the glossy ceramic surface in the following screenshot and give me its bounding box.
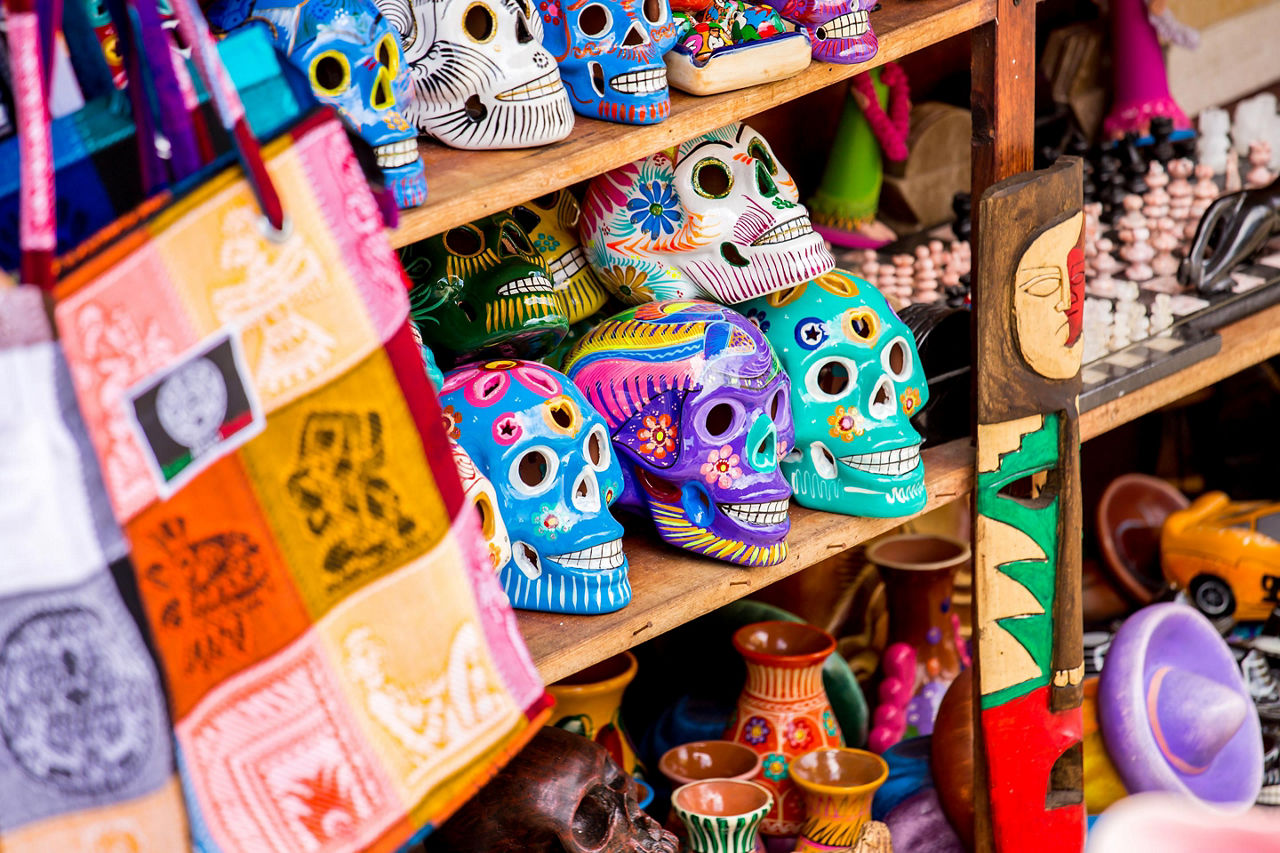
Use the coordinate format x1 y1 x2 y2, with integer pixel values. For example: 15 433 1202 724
440 360 629 613
548 652 647 785
739 270 929 517
510 190 610 323
760 0 877 62
660 740 762 786
564 300 794 567
790 747 888 852
580 122 834 304
672 779 773 853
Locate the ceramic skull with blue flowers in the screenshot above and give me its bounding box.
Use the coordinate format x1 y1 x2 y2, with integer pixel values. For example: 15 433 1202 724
739 270 929 517
440 359 630 614
564 299 794 567
208 0 428 208
580 121 834 305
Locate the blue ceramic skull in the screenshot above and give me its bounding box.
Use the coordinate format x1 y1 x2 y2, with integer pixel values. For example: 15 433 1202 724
440 359 630 614
540 0 681 124
739 270 929 517
564 300 794 567
208 0 428 208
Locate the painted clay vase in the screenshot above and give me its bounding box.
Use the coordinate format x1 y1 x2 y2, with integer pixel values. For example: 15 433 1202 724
866 534 968 746
659 740 765 847
725 621 844 838
548 652 648 796
672 779 773 853
790 748 889 852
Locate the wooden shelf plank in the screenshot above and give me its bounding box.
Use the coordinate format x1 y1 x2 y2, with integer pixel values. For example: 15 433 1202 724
388 0 993 248
1080 302 1280 441
520 437 973 683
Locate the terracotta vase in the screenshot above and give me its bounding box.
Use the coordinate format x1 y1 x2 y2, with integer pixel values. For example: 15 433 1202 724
547 651 648 799
672 779 773 853
790 748 889 852
725 621 844 839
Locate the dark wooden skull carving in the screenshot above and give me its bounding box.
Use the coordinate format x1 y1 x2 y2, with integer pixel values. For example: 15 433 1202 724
427 727 678 853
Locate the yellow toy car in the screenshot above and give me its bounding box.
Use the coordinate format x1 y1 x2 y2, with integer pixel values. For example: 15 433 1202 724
1161 492 1280 621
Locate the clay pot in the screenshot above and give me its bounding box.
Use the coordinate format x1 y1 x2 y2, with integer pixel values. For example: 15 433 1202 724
930 669 975 849
726 621 844 839
1095 473 1188 605
672 779 773 853
659 740 763 786
789 747 889 852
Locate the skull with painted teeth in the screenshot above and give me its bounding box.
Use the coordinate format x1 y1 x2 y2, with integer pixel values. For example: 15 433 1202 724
441 359 630 614
540 0 681 124
373 0 574 148
400 210 569 366
761 0 877 62
510 190 610 323
580 122 835 305
740 270 929 517
565 299 794 567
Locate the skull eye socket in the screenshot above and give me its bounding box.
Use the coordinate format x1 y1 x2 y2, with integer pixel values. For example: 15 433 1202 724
693 158 733 199
463 2 497 42
500 221 534 255
748 137 777 175
578 3 612 38
642 0 665 25
571 787 613 850
309 51 350 95
443 224 484 256
883 336 913 381
376 33 400 76
510 205 541 235
532 192 559 210
806 356 858 402
702 402 739 439
511 447 558 496
585 423 611 471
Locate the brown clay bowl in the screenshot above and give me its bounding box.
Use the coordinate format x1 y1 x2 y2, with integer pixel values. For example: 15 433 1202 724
672 778 773 818
660 740 763 787
1096 474 1189 605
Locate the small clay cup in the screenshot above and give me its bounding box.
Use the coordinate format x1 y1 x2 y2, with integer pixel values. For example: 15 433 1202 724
660 740 763 787
672 779 773 853
790 748 889 853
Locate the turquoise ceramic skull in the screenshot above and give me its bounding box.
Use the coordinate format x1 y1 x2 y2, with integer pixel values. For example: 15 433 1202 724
739 270 928 516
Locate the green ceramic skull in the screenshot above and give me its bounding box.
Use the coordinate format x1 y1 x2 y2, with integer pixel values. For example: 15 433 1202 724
399 211 569 367
739 269 929 517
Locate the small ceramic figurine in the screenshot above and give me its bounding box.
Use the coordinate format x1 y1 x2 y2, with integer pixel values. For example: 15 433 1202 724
440 359 630 614
790 748 888 853
564 300 795 567
400 211 569 365
427 727 678 853
207 0 428 208
581 122 835 304
373 0 574 148
1197 107 1233 174
509 190 610 324
539 0 680 124
762 0 877 63
1102 0 1194 139
665 0 811 96
739 270 929 517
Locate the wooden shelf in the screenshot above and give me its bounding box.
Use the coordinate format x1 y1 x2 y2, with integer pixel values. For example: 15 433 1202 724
388 0 994 248
520 437 973 683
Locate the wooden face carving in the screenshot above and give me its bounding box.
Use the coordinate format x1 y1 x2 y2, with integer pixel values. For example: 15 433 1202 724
1012 212 1085 380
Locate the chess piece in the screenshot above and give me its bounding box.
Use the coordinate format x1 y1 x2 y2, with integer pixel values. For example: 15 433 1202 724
1231 93 1279 158
1247 140 1275 189
1149 116 1176 165
1150 293 1174 332
1143 162 1170 219
1197 107 1232 174
1225 155 1242 193
1151 223 1180 278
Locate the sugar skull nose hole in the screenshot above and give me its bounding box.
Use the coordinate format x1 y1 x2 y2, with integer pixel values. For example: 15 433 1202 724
590 61 606 96
515 11 533 42
443 225 483 255
811 442 838 479
579 4 612 37
681 482 715 527
372 72 393 110
868 376 895 419
458 300 477 323
643 0 664 24
703 403 736 437
551 404 573 429
720 243 749 267
756 160 777 197
693 158 733 198
875 385 889 405
623 21 645 46
464 2 497 41
464 94 488 123
747 415 777 471
573 469 601 511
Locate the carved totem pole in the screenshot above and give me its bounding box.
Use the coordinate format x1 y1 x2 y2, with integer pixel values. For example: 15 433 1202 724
972 157 1086 852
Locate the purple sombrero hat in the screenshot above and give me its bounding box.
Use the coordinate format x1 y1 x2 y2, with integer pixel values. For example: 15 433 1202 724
1098 602 1263 810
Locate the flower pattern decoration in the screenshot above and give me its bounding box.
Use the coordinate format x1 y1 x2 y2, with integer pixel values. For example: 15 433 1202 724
534 232 560 253
762 752 788 782
700 445 742 488
442 405 462 441
637 414 678 459
535 503 563 538
743 716 771 745
539 0 561 25
900 386 922 416
626 180 682 241
827 405 865 441
743 306 771 333
785 718 817 751
822 709 838 738
602 265 657 303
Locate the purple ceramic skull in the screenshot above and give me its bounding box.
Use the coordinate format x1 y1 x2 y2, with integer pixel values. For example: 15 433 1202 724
564 299 793 567
764 0 876 63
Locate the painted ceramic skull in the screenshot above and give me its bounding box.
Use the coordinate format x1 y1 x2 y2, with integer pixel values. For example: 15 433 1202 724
428 727 677 853
374 0 575 147
540 0 681 124
208 0 428 208
510 190 610 323
580 122 834 304
448 437 513 572
762 0 876 63
564 300 793 567
740 270 929 517
440 360 630 614
400 211 569 366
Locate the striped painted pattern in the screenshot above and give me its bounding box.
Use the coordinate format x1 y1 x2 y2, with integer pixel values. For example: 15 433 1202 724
794 792 871 851
684 238 834 303
677 808 766 853
649 496 787 567
484 294 562 333
500 559 632 614
743 660 825 702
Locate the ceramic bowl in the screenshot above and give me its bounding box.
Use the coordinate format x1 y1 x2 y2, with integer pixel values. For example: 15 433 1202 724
791 747 889 792
672 779 773 853
1096 473 1188 605
660 740 763 787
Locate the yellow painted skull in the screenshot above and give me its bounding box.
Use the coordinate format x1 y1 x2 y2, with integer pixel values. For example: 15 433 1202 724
511 191 610 324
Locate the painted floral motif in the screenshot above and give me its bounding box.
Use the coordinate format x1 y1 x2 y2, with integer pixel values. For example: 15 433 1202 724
601 265 657 303
626 181 681 240
827 406 864 441
493 414 523 445
539 0 561 25
822 709 838 738
487 542 504 569
762 752 788 781
442 405 462 441
900 387 922 416
534 232 560 253
743 306 770 333
743 715 771 745
700 445 742 488
785 718 818 751
637 414 678 459
535 503 562 538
